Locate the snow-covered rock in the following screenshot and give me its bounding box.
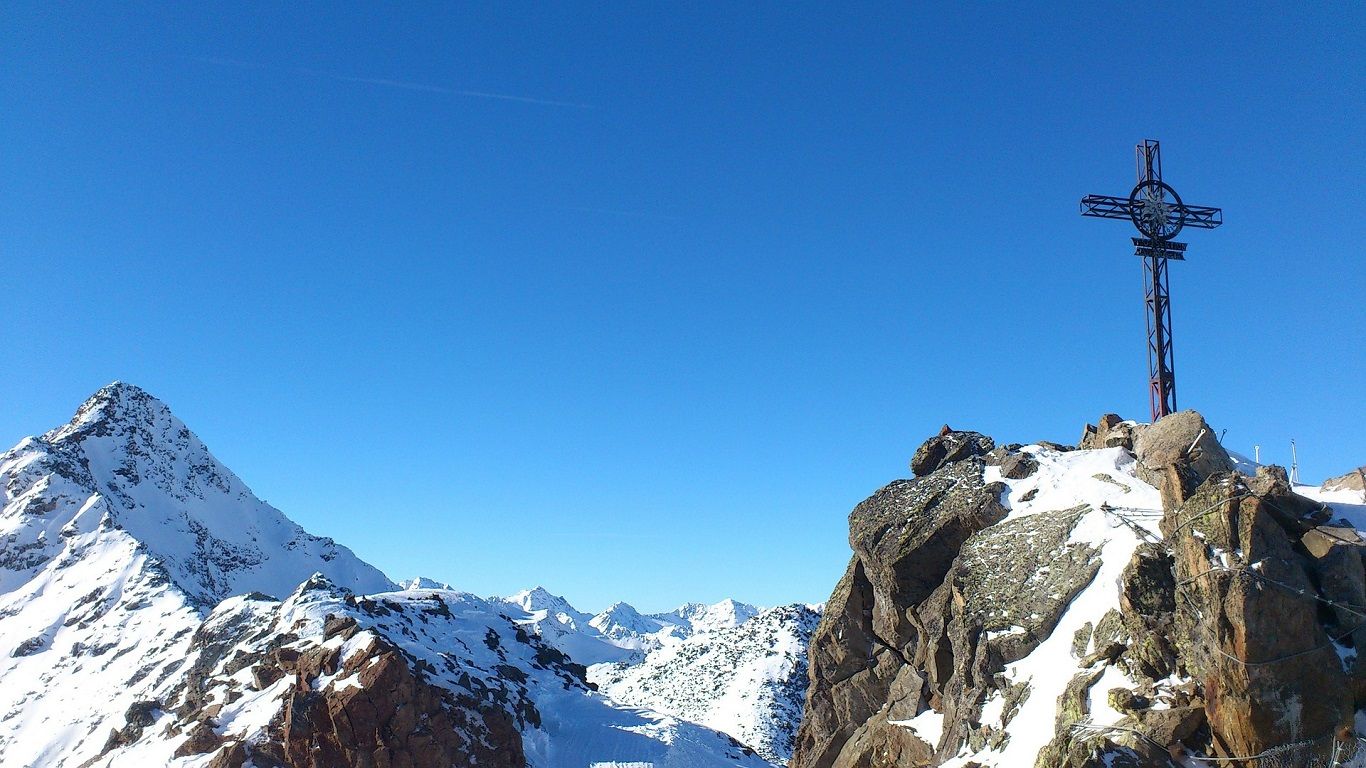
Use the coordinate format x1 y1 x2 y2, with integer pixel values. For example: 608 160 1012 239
590 604 821 764
494 588 817 763
792 417 1366 768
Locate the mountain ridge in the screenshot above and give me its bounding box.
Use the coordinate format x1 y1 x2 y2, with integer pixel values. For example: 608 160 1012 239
0 383 777 768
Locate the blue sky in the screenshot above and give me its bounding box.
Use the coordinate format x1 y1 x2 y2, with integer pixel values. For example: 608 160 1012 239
3 3 1363 612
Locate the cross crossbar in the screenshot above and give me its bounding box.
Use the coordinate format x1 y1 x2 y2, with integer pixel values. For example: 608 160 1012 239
1080 195 1223 229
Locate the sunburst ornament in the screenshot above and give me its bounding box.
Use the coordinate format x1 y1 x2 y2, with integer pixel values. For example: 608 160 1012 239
1128 178 1185 240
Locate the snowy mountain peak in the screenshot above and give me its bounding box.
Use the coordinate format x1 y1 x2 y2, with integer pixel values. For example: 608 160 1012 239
507 585 585 618
664 597 760 633
50 381 168 439
402 575 455 590
2 382 393 605
0 387 781 768
591 601 647 628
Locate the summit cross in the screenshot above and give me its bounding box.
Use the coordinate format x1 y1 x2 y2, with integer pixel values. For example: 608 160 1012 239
1080 140 1223 422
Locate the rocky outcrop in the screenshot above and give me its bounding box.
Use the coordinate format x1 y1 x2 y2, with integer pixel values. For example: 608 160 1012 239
1324 467 1366 494
795 432 1011 768
1079 413 1139 452
1169 473 1359 761
1133 410 1233 510
910 429 995 478
274 632 525 768
794 412 1366 768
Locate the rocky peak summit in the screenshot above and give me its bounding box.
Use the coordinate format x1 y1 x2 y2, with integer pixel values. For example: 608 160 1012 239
792 411 1366 768
3 382 393 605
49 381 169 439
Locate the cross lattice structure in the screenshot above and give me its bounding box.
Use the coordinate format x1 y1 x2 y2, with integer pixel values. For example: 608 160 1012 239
1080 140 1223 422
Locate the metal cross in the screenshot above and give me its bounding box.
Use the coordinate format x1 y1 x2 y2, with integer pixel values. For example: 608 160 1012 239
1080 140 1223 422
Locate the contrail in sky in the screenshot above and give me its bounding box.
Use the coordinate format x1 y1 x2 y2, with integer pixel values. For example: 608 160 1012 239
324 74 592 109
187 56 591 109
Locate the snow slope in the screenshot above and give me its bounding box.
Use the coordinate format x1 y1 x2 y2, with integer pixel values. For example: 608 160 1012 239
936 445 1170 767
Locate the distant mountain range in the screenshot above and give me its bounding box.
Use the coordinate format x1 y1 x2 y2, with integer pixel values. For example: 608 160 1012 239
485 586 818 763
0 383 798 767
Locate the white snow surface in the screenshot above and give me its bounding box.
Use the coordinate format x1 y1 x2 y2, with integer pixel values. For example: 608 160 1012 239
0 383 775 768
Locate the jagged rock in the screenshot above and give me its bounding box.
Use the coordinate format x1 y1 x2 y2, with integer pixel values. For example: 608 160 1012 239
797 409 1366 768
205 742 249 768
1323 467 1366 493
99 700 161 754
914 506 1102 758
173 721 222 757
1080 413 1139 451
910 430 995 477
998 452 1038 480
795 454 1007 768
830 709 936 768
1126 706 1205 747
278 635 524 768
1033 665 1107 767
796 558 899 768
1170 473 1353 759
1116 545 1178 682
849 459 1009 651
1134 410 1233 511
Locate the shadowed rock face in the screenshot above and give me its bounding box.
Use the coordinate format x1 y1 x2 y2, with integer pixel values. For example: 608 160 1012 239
1170 473 1357 761
793 432 1015 768
154 587 534 768
794 412 1366 768
274 634 525 768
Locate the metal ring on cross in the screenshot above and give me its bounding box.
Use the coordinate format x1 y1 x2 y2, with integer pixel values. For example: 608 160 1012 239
1128 179 1185 240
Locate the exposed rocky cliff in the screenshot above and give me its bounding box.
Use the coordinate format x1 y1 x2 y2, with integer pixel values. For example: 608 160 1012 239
792 411 1366 768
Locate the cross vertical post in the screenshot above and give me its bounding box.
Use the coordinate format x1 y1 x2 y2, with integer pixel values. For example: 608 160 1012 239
1080 140 1223 422
1144 243 1176 419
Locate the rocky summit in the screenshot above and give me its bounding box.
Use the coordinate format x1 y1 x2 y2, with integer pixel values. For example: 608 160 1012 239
791 411 1366 768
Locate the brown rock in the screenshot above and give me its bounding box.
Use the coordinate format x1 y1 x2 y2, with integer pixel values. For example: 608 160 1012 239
205 742 248 768
1080 413 1138 451
277 636 525 768
1323 467 1366 493
1133 411 1233 512
1170 474 1352 759
831 709 937 768
998 452 1038 480
174 721 222 757
1128 706 1206 746
793 457 1007 768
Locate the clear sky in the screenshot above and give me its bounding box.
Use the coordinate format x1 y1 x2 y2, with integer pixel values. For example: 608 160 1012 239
3 3 1363 613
